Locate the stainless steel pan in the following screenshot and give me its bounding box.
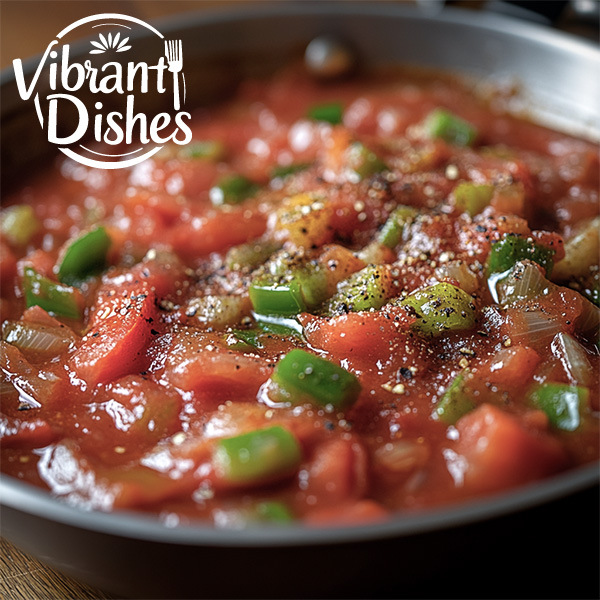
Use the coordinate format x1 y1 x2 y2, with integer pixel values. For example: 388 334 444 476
1 4 598 598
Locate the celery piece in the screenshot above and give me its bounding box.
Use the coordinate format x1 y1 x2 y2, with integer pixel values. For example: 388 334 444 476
402 282 477 336
57 226 111 286
346 142 387 180
23 267 82 320
1 205 40 246
424 108 477 146
213 425 302 485
378 206 418 248
531 383 588 432
272 348 361 410
434 371 475 424
453 182 494 216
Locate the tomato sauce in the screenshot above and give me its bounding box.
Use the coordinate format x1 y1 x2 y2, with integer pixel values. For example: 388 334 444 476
1 64 598 527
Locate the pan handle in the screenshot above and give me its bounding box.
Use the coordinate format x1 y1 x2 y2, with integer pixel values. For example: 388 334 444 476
416 1 598 37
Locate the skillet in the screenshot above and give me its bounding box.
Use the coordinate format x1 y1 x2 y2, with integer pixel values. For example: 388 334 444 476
1 4 599 598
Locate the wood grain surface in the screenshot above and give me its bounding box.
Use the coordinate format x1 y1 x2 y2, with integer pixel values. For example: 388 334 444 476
0 538 116 600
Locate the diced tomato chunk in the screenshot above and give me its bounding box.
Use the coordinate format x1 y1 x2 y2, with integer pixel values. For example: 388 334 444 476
300 438 368 508
169 207 267 260
18 249 56 278
453 404 567 495
74 375 182 465
69 285 159 387
159 330 273 408
479 345 541 388
300 309 415 370
532 230 565 263
0 415 58 448
21 305 66 328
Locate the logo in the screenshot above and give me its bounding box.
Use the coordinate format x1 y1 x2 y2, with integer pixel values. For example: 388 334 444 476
12 13 192 169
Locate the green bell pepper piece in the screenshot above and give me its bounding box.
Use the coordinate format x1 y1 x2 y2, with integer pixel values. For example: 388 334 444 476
453 182 494 216
256 318 303 338
307 102 343 125
325 265 392 316
488 235 555 277
272 348 361 410
226 240 280 271
255 501 294 523
1 205 40 246
210 174 258 206
180 140 225 161
249 255 328 317
57 226 111 286
249 280 307 317
346 142 387 180
227 328 263 350
424 108 477 146
23 267 82 319
378 206 418 248
401 282 477 336
213 425 302 485
530 383 588 432
434 371 475 424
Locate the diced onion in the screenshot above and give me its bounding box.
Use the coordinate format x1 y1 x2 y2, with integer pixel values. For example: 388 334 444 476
2 321 75 358
495 260 550 305
553 216 600 281
185 295 251 327
551 332 592 387
435 260 479 294
512 310 563 345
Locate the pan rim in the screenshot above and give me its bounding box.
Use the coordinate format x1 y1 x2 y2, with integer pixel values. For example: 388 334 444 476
1 1 598 550
1 1 598 87
1 463 597 547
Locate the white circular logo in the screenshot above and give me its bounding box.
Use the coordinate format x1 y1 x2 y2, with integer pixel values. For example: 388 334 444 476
12 13 192 169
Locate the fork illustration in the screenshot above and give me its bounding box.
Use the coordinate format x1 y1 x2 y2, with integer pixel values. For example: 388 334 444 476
165 40 183 110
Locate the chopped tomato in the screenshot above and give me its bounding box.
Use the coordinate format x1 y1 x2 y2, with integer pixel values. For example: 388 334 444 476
158 330 273 408
299 438 368 508
168 207 267 260
300 308 415 371
0 414 57 448
73 375 183 466
453 404 567 495
479 345 541 389
69 284 159 387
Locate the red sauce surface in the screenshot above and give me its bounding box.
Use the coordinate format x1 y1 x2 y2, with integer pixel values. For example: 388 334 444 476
1 65 598 527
